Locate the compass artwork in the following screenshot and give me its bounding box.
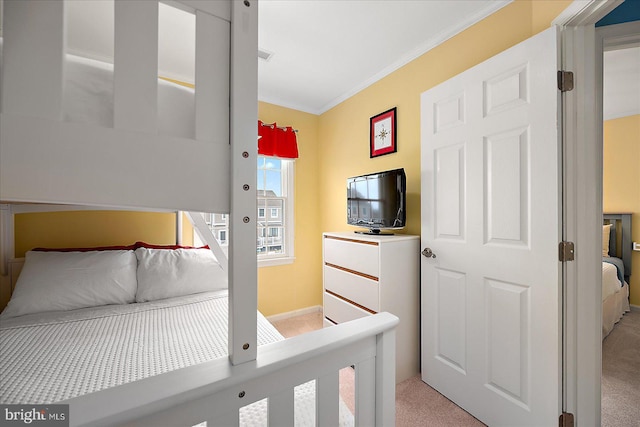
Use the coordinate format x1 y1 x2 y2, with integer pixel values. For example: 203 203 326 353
370 107 397 158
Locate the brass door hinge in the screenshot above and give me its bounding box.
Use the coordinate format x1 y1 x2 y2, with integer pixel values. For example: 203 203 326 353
559 241 575 262
559 412 574 427
558 71 574 92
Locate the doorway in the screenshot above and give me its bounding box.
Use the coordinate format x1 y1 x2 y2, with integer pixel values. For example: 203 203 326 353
600 24 640 426
559 6 640 424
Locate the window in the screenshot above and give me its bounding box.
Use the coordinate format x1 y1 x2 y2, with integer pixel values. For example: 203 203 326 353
194 156 294 266
213 214 227 226
257 156 294 265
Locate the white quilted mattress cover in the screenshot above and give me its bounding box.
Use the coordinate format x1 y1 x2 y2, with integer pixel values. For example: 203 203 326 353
0 291 353 426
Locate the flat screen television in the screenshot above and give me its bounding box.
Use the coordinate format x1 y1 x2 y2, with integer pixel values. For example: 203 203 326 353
347 168 406 234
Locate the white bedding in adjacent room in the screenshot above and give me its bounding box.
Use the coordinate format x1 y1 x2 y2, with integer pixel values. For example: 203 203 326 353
602 261 630 339
602 261 622 302
0 290 353 425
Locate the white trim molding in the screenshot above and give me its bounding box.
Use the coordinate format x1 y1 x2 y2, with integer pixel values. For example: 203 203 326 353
265 305 322 323
559 2 639 425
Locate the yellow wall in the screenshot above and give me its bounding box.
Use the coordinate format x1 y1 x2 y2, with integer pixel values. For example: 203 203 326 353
257 103 322 316
13 211 183 257
603 115 640 306
317 0 572 236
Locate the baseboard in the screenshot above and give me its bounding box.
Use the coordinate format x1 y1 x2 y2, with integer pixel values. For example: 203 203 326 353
266 305 322 323
630 304 640 312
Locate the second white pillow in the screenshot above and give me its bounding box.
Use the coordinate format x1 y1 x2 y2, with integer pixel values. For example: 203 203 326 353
135 247 227 302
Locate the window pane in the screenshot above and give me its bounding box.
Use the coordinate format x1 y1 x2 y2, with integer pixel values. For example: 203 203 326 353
264 170 281 196
264 158 281 170
256 156 291 260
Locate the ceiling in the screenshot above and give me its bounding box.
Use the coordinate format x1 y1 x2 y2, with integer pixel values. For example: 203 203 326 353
603 46 640 121
257 0 510 114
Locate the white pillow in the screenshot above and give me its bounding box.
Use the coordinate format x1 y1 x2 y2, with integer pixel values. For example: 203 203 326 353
134 247 227 302
603 224 612 257
1 250 137 319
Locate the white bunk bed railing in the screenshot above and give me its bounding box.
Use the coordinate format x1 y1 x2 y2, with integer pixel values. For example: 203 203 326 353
65 313 398 427
0 0 231 213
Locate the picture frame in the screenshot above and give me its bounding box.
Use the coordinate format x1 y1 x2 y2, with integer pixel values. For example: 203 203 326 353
370 107 397 158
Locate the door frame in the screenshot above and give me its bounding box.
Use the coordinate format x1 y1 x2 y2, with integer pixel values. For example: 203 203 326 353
555 1 638 425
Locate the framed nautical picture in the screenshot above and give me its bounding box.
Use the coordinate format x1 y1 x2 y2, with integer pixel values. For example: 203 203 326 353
370 107 397 158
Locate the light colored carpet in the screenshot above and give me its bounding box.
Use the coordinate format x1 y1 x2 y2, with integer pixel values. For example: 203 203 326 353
602 310 640 427
271 311 483 426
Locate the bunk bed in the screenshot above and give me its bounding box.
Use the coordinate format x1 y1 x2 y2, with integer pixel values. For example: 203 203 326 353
602 213 632 338
0 1 398 425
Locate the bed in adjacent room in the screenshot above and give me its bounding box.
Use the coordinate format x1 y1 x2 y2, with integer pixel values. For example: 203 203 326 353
601 214 632 338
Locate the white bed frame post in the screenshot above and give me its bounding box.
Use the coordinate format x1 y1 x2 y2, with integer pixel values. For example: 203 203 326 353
229 0 258 366
1 0 64 120
113 1 159 133
0 204 14 276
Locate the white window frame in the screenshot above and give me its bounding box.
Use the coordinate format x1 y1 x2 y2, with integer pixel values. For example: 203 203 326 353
258 156 294 267
258 208 266 218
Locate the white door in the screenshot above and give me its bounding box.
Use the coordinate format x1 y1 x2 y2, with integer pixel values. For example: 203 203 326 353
420 27 561 426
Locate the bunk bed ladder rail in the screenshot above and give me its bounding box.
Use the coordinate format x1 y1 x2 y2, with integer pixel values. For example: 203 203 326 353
66 313 398 427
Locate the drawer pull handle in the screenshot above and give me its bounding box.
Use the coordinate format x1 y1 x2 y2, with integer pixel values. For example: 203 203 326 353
422 247 436 258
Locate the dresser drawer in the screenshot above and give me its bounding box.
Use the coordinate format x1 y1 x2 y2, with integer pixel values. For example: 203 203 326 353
324 236 379 277
323 291 373 324
323 264 379 312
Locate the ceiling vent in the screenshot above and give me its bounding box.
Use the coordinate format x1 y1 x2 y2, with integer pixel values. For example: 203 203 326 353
258 48 274 62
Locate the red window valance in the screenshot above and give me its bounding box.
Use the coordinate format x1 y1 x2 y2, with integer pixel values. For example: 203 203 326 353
258 121 299 159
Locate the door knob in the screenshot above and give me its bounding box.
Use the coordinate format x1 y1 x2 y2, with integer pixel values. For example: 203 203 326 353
422 248 436 258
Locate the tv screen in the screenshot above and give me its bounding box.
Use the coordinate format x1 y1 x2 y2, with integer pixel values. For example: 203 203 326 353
347 168 406 234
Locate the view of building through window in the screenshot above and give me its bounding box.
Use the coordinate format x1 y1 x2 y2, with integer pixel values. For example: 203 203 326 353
257 156 286 256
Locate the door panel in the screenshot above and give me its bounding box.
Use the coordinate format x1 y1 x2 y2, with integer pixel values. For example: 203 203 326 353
435 144 465 239
484 127 529 246
421 27 561 426
435 268 467 373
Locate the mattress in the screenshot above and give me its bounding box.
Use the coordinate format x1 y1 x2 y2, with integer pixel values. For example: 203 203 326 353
64 53 195 139
0 37 195 139
0 291 353 425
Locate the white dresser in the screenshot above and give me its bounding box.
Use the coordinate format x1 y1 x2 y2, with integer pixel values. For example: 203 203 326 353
322 231 420 383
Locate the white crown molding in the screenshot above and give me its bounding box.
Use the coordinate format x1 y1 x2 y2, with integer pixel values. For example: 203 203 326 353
258 94 322 116
317 0 513 115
